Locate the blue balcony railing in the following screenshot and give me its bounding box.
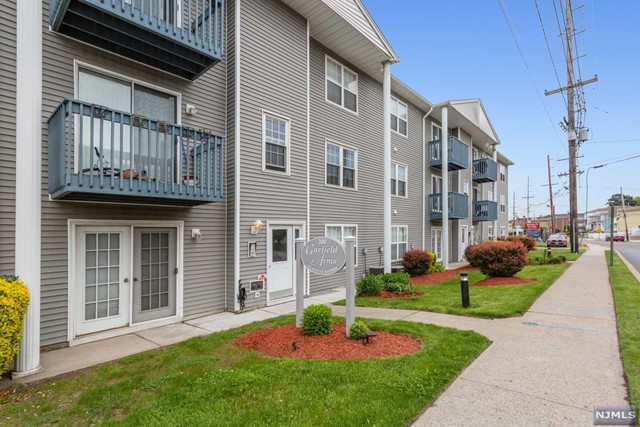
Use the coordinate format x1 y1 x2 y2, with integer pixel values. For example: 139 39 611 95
49 0 224 80
429 192 469 220
429 136 469 171
47 99 224 206
472 158 498 183
473 200 497 222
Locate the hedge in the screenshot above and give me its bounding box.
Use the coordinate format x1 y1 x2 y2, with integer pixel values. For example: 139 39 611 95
0 276 30 373
464 242 528 277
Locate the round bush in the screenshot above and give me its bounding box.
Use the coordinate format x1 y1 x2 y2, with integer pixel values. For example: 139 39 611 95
356 274 384 296
402 249 433 277
380 272 410 285
506 236 536 251
302 304 333 335
0 276 30 373
349 320 368 340
465 242 528 277
428 263 445 273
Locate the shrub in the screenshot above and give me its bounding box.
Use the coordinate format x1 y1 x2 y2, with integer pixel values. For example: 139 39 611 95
465 242 528 277
302 304 333 335
547 256 564 264
402 249 433 277
380 272 410 285
529 256 544 266
349 320 368 340
383 282 413 295
0 276 30 373
428 263 445 273
506 236 536 252
356 275 384 297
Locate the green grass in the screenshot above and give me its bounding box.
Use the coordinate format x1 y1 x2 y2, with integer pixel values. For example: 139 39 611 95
0 316 489 427
338 265 569 318
606 251 640 409
528 248 586 263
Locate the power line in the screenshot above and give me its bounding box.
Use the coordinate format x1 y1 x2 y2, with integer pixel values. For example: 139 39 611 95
588 139 640 144
496 0 566 152
533 0 567 108
583 152 640 167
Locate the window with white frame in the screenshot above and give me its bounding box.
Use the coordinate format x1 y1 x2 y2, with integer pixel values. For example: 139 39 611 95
488 189 494 201
431 124 442 160
499 164 506 182
326 56 358 113
431 228 442 261
463 179 469 196
391 163 407 197
326 142 357 189
500 226 506 238
391 226 408 261
500 194 506 213
325 225 358 266
391 97 408 136
488 225 494 241
263 113 290 173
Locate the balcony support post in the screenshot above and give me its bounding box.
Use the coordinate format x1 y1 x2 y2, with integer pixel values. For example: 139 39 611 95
493 148 498 240
441 106 449 269
383 61 392 273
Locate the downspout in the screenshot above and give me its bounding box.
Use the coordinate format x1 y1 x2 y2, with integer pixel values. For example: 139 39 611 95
382 61 392 273
441 106 449 269
422 106 434 251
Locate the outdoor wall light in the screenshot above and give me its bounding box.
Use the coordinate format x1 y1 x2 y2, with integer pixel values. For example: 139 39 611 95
250 220 263 235
191 229 202 240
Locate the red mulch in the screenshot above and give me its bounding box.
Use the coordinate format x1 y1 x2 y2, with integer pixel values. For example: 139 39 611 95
234 323 421 360
471 277 536 287
410 266 480 286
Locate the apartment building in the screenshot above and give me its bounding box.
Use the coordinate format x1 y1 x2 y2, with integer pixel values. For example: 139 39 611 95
2 0 511 376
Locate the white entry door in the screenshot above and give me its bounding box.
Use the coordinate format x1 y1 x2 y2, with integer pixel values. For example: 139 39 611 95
460 225 469 260
267 226 294 301
75 226 131 336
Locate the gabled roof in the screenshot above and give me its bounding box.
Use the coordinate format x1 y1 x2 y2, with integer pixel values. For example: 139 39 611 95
497 152 514 166
430 98 501 150
448 99 499 144
391 76 434 114
280 0 399 81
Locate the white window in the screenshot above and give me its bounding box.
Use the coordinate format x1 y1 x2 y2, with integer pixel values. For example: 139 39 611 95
431 124 442 160
431 228 442 261
263 112 290 173
326 56 358 113
500 164 506 182
391 226 408 261
488 189 494 201
326 142 357 189
391 163 407 197
325 225 358 266
500 226 506 238
500 195 506 213
488 225 494 241
391 97 408 136
463 179 469 196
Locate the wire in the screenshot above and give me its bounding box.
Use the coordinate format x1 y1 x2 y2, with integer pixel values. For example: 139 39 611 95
533 0 567 108
583 153 640 167
496 0 567 153
588 139 640 144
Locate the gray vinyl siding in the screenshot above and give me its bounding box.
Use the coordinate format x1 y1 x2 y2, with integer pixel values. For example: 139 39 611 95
225 0 236 310
309 40 384 291
498 161 509 234
40 0 228 345
237 0 307 309
391 95 426 253
0 0 17 275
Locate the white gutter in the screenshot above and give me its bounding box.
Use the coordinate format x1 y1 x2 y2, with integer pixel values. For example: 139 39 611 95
441 106 449 269
421 106 434 251
306 19 310 295
233 0 241 311
382 61 392 273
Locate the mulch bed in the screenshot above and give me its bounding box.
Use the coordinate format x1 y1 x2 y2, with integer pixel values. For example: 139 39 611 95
471 277 536 287
365 290 423 298
410 266 480 286
235 324 421 360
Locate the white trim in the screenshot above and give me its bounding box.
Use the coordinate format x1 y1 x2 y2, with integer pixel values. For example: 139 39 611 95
383 62 391 272
430 123 442 160
324 139 358 191
265 221 306 305
325 224 359 267
391 162 408 198
390 96 408 138
431 227 443 262
391 225 408 261
233 0 242 312
67 220 184 343
261 110 292 175
306 19 311 296
325 54 359 115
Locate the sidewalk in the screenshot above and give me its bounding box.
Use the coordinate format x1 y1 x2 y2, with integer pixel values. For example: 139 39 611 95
2 288 345 387
332 244 629 426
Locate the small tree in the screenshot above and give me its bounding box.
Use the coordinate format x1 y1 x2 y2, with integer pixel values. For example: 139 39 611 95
402 249 433 276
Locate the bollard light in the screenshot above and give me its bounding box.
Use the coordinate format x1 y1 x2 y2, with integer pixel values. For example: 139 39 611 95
461 272 470 308
547 248 552 258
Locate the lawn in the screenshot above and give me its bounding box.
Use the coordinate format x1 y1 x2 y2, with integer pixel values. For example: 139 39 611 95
606 251 640 409
337 264 569 318
0 316 489 427
528 248 586 263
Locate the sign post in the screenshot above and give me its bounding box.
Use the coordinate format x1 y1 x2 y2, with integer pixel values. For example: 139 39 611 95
295 237 305 328
344 237 356 336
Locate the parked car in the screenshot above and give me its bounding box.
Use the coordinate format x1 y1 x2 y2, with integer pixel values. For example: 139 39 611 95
605 234 626 242
547 234 568 248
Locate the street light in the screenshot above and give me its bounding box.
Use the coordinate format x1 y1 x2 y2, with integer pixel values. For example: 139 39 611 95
585 164 604 234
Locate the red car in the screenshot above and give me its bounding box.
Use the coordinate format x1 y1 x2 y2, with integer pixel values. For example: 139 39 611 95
605 235 625 242
547 234 568 248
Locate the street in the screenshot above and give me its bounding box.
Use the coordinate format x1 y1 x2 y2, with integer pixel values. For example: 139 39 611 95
586 239 640 274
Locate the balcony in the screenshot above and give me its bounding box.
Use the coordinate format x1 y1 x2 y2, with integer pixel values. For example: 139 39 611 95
429 136 469 171
472 158 497 183
49 0 224 80
429 192 469 220
472 200 497 222
47 99 224 206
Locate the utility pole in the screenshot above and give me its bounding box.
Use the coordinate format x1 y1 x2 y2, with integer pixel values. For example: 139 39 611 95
544 0 598 253
621 188 630 242
543 155 557 232
522 176 534 223
513 190 517 232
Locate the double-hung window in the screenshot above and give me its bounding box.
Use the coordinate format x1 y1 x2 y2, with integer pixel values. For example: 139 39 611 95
391 163 407 197
391 97 408 136
391 226 408 261
326 142 356 189
499 164 506 182
500 195 506 213
488 225 494 241
325 225 358 266
431 124 442 160
500 226 506 238
263 113 290 173
326 57 358 113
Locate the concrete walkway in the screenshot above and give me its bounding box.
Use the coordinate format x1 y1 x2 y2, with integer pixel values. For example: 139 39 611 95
332 244 629 426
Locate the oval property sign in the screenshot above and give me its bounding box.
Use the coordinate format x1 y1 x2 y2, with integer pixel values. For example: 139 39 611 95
301 237 346 276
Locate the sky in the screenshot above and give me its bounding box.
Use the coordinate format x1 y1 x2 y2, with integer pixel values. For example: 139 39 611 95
363 0 640 220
